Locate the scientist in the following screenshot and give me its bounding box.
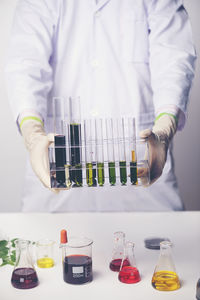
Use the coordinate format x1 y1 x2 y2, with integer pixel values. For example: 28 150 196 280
5 0 196 212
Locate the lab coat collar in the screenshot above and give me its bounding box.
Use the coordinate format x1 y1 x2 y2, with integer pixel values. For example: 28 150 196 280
94 0 111 12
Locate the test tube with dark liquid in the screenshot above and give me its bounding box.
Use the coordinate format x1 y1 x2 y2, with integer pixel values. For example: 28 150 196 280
69 97 82 186
84 119 97 187
69 123 82 186
55 135 67 187
106 119 116 185
117 118 127 185
96 119 105 186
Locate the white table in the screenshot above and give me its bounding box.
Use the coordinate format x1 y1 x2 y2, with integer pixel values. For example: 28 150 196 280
0 212 200 300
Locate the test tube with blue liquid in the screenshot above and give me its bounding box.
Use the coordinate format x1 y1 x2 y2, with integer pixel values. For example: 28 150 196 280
84 119 97 187
106 118 116 185
96 119 105 186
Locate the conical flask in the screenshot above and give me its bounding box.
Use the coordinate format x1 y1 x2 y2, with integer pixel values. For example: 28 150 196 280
152 241 180 291
118 241 141 284
109 231 126 272
11 239 39 289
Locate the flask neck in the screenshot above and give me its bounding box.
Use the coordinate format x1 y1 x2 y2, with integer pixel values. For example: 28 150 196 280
15 240 34 269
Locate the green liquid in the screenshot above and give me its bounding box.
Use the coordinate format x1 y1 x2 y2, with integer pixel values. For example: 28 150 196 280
86 162 97 187
70 164 83 187
97 162 105 186
108 162 116 185
130 161 137 185
119 161 127 185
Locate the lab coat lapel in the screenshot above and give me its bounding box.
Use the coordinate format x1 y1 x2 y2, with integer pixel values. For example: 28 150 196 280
94 0 111 12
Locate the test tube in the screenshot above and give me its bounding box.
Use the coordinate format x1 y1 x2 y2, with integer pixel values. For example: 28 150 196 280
69 97 82 187
95 119 105 186
117 118 127 185
128 118 137 185
53 97 68 188
106 118 116 185
84 119 97 187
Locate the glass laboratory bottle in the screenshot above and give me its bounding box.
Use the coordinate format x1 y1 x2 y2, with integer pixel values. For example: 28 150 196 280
152 241 180 291
118 241 141 284
109 231 126 272
11 239 39 289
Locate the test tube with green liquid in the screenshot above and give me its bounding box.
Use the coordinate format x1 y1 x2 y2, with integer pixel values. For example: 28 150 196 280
69 97 82 187
96 119 105 186
84 119 97 187
117 118 127 185
106 118 116 185
128 118 137 185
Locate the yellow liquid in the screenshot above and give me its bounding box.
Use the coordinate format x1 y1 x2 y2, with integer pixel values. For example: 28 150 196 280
152 271 180 291
37 257 54 268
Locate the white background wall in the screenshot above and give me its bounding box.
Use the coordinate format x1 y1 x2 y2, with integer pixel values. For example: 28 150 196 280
0 0 199 212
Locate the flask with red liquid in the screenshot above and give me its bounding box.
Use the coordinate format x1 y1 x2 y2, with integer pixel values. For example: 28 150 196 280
118 241 141 284
109 231 127 272
11 239 39 289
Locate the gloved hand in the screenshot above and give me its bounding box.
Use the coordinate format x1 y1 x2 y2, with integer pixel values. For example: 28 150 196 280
20 118 58 192
140 114 177 184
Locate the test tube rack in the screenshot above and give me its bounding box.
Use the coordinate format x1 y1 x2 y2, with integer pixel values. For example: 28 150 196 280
48 119 150 189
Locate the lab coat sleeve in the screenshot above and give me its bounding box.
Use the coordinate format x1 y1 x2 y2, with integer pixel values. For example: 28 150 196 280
147 0 196 129
5 0 58 123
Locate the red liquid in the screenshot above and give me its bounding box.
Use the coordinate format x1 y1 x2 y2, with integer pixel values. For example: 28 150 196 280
109 259 129 272
11 268 39 289
64 255 92 285
118 266 141 284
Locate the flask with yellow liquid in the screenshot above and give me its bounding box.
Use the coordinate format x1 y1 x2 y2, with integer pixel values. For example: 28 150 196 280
152 241 180 291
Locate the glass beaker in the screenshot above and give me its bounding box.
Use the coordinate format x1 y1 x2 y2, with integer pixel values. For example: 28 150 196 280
118 241 141 284
11 239 39 289
109 231 126 272
152 241 180 291
63 236 93 285
36 239 55 268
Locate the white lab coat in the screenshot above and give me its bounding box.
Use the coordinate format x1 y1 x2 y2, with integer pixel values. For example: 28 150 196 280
5 0 196 212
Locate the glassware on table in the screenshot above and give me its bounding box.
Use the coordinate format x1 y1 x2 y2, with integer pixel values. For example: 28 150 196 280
109 231 126 272
62 236 93 285
118 241 141 284
151 241 180 291
11 239 39 289
36 239 55 268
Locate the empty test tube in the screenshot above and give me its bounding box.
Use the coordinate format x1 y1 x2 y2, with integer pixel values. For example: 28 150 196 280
106 119 116 185
95 119 105 186
84 119 97 187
